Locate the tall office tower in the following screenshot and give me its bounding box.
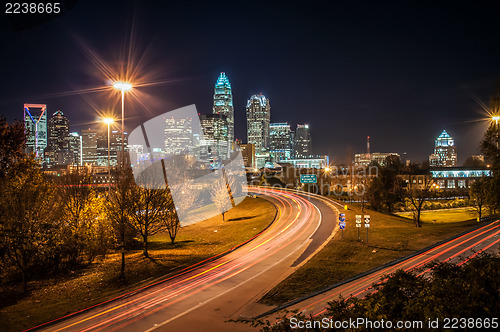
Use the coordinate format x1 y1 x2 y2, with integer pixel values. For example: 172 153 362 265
246 94 271 153
97 129 128 167
24 103 47 158
164 116 193 155
68 132 82 166
269 123 293 162
200 113 229 161
294 124 312 158
213 72 234 152
45 110 70 167
429 130 457 167
82 129 99 165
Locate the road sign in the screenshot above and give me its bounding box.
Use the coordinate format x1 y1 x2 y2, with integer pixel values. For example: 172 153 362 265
339 221 346 229
339 213 346 222
364 215 370 224
300 174 317 184
356 215 362 227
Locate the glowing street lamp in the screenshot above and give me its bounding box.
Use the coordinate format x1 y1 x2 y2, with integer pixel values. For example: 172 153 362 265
493 115 500 149
113 81 133 167
103 117 115 192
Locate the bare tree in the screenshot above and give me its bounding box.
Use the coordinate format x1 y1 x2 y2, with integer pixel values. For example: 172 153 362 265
210 172 234 221
106 167 135 277
404 175 434 227
130 163 172 257
469 177 491 221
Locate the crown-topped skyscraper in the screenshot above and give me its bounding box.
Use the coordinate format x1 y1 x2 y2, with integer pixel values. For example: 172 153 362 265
213 72 234 154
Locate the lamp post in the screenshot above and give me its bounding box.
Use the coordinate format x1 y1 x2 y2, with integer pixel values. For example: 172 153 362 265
493 116 500 150
103 118 115 193
113 82 132 168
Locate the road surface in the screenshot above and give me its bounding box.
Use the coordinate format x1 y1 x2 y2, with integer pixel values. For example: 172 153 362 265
34 187 338 332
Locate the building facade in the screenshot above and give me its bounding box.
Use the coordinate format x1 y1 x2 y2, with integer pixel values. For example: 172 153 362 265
269 123 293 162
164 116 193 156
429 130 457 167
24 103 47 158
213 72 234 151
430 167 492 190
238 143 256 168
200 113 229 162
246 94 271 153
82 129 99 165
45 110 70 167
354 152 401 167
294 124 311 158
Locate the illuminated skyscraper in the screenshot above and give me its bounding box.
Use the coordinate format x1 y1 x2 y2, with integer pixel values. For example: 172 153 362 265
213 72 234 151
164 116 193 155
24 103 47 158
246 94 271 153
200 113 228 162
45 110 69 167
294 124 312 158
270 123 293 162
429 130 457 167
68 132 82 166
82 129 99 165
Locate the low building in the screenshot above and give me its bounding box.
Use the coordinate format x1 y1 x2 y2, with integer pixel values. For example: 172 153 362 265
354 152 400 167
430 167 492 190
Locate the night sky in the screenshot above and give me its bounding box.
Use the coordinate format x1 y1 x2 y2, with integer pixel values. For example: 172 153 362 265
1 0 500 164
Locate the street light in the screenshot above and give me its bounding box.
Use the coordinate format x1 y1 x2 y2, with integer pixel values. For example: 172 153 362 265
103 117 115 193
493 115 500 149
113 81 133 168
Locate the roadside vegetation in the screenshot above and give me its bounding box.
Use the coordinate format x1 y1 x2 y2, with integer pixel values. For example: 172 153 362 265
0 196 275 332
251 252 500 331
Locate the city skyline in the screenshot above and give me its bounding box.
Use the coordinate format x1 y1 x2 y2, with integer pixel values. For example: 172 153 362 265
2 1 500 164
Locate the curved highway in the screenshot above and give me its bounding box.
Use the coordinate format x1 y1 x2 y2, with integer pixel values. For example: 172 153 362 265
35 187 338 332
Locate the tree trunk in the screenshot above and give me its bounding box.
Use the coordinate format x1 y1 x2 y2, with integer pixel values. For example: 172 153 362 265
143 234 149 257
416 208 422 227
222 212 225 221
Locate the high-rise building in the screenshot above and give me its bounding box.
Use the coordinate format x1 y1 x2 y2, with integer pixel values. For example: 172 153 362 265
24 103 47 158
164 116 193 155
429 130 457 167
246 94 271 153
294 124 311 158
68 132 82 166
269 123 293 162
45 110 70 167
200 113 229 162
213 72 234 152
82 129 99 165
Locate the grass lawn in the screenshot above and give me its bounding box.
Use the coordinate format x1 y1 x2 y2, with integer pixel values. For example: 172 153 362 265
0 197 276 332
395 207 485 223
260 199 482 306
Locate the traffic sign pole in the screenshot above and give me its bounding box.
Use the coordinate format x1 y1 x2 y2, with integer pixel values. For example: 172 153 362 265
364 215 370 244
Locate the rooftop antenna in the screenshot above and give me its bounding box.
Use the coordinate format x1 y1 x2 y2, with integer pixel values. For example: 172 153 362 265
367 136 371 157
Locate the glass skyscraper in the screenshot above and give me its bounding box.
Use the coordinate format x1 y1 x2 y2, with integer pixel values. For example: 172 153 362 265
213 72 234 152
294 124 312 158
246 94 271 153
45 110 70 167
270 123 293 162
429 130 457 167
24 103 47 158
